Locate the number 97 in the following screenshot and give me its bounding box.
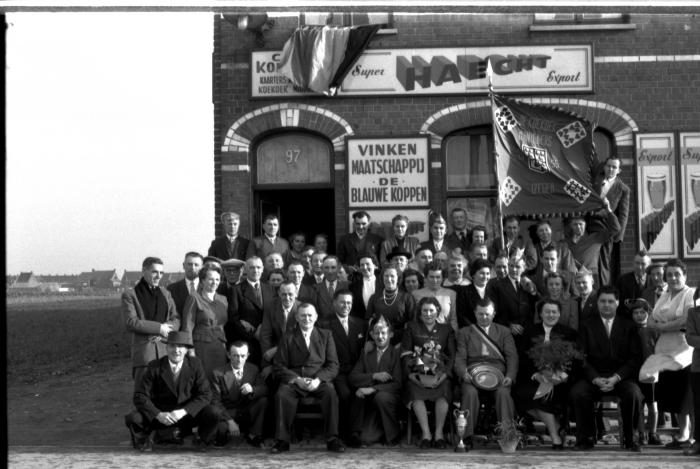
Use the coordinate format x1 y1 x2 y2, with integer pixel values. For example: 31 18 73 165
285 149 301 163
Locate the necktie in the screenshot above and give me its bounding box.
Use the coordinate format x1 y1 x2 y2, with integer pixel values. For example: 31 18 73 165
254 283 262 304
188 281 195 295
376 348 384 365
342 318 348 335
605 319 612 337
235 369 242 381
303 332 311 348
328 281 335 297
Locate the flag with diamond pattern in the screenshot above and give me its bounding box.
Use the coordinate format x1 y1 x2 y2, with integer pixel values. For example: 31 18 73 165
492 93 604 217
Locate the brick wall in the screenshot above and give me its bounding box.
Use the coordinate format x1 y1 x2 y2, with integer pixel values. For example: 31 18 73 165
214 10 700 280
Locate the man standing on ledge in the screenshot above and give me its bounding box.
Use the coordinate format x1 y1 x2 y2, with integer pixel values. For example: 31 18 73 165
247 214 290 260
208 212 250 261
123 256 180 384
337 210 383 275
271 303 344 453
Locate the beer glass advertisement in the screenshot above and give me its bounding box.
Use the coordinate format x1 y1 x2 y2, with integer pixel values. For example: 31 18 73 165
680 132 700 258
636 133 677 258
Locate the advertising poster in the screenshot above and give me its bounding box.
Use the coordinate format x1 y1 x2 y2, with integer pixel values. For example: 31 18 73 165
680 132 700 258
636 133 677 258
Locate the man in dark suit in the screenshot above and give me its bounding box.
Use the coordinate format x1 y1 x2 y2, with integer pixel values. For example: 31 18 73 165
489 216 537 270
313 255 349 320
616 250 651 319
489 256 538 351
246 214 290 260
271 303 344 453
379 214 420 268
227 256 275 366
418 212 452 256
575 267 599 326
210 341 268 447
302 250 326 287
318 289 366 443
444 207 470 257
208 212 250 261
337 210 383 270
125 331 219 450
260 281 300 374
348 317 402 446
527 246 575 297
167 252 204 316
122 256 180 384
286 260 317 306
589 156 631 283
569 285 644 452
454 298 518 446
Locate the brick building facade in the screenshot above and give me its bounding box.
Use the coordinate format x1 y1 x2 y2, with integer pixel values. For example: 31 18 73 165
213 9 700 278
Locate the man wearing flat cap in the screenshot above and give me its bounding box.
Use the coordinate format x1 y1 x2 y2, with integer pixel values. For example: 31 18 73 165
125 331 220 451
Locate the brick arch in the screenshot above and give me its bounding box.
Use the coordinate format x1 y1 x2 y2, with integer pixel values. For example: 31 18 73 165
420 98 639 148
221 103 354 153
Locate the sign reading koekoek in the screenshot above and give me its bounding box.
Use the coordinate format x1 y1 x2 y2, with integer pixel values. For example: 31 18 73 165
251 45 592 97
347 137 429 208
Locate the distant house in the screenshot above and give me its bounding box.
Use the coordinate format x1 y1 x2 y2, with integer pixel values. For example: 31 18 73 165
122 271 143 288
10 272 41 290
76 269 123 290
160 272 185 288
36 274 79 293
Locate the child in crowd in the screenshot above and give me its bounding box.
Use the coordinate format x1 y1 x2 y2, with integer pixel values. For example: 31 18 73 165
626 298 662 445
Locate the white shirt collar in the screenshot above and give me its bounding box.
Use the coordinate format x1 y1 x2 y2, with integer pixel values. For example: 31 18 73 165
169 360 183 374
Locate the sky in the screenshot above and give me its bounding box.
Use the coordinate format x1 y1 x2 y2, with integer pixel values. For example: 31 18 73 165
6 12 214 275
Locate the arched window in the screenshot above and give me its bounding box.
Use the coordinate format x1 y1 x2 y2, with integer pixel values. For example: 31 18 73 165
593 128 616 163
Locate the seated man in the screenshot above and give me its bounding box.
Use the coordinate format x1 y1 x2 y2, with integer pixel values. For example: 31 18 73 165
454 298 518 448
210 341 268 447
569 285 644 452
318 289 366 443
348 317 402 446
271 303 344 453
125 331 219 451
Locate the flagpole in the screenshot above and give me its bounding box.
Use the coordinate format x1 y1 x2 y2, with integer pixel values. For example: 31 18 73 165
487 60 506 256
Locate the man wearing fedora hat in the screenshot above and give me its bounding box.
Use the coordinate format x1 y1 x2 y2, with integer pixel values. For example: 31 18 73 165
125 331 220 451
123 256 180 385
386 245 412 276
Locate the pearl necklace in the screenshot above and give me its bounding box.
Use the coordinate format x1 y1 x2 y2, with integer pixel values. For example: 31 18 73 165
383 288 398 306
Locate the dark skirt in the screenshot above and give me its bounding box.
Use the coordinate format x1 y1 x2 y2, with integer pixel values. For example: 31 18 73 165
405 376 452 404
656 366 690 414
513 379 569 416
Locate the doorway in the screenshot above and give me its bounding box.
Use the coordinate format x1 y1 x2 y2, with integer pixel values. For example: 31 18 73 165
254 188 336 254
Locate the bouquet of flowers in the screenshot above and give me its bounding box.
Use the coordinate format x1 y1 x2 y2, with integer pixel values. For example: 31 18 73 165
526 339 582 400
407 340 446 386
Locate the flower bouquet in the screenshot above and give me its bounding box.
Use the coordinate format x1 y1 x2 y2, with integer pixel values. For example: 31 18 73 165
408 340 445 387
526 339 582 400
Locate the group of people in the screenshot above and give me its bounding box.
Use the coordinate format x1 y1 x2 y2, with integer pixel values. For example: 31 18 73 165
121 158 699 456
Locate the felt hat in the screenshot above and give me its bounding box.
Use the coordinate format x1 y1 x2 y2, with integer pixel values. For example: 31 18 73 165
203 256 223 266
386 246 413 262
164 331 194 348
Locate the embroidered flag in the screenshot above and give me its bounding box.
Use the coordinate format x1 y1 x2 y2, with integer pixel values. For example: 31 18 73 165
492 94 604 217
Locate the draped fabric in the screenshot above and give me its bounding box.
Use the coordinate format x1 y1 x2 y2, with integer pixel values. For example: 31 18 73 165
278 24 381 96
491 94 604 218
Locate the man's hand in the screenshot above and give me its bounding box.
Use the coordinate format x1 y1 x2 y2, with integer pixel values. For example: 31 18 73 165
240 383 253 395
159 323 173 337
502 377 513 387
592 377 607 389
240 320 255 333
227 419 240 437
510 324 525 335
170 409 187 422
293 377 309 390
156 412 173 426
263 347 277 362
355 387 376 398
372 372 392 383
306 377 321 391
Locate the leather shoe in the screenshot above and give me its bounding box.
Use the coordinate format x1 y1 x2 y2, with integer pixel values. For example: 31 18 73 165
385 437 401 447
434 438 447 449
139 435 154 452
625 441 643 453
270 440 290 453
684 442 700 456
327 437 346 453
246 435 264 448
347 434 362 448
647 433 662 445
666 437 691 449
419 438 432 449
574 440 594 451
